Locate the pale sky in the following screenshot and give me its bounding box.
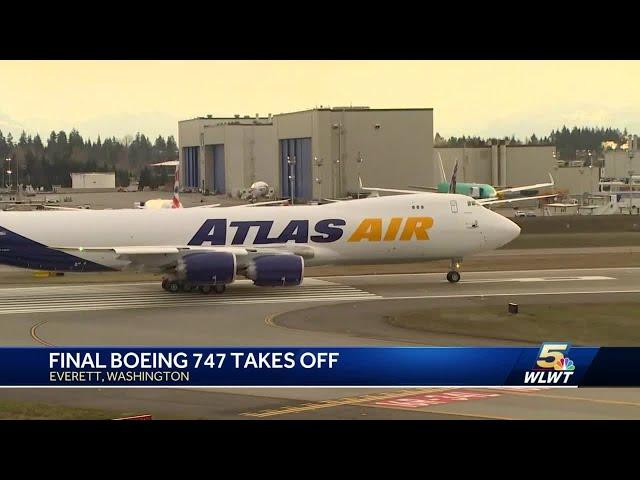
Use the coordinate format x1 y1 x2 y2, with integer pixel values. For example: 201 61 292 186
0 60 639 141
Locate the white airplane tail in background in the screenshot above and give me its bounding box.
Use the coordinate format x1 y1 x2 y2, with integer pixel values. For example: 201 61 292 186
172 164 182 209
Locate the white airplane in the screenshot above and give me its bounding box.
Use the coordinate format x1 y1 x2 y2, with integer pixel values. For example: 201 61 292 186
0 189 520 292
136 164 183 209
241 181 273 203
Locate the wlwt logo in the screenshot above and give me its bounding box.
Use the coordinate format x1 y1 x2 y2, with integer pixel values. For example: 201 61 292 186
523 343 576 385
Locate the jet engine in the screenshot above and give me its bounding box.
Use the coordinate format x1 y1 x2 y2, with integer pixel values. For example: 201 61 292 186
246 255 304 286
176 252 236 285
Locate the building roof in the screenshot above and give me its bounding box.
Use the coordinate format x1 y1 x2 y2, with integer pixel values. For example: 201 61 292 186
274 107 433 117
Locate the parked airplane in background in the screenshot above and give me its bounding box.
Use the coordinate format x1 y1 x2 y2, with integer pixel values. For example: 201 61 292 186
136 163 183 209
405 154 557 205
241 181 274 203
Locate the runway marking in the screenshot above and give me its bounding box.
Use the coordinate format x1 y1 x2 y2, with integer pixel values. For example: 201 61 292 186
460 276 615 284
30 320 54 347
484 388 640 407
370 390 501 408
320 267 640 280
0 283 381 316
382 289 640 300
365 403 515 420
240 388 446 417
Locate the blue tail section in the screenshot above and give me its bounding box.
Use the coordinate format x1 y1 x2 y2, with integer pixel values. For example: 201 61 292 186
0 226 113 272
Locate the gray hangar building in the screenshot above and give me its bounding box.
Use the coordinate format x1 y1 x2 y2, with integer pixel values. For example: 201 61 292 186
178 107 435 201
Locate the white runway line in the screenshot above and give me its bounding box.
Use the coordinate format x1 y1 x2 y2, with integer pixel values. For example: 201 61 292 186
384 290 640 300
460 276 615 284
0 282 381 315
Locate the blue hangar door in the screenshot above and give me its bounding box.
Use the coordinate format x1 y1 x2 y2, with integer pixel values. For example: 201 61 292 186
212 144 225 194
279 138 312 201
183 147 199 188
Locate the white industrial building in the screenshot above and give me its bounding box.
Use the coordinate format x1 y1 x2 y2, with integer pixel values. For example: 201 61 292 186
178 106 606 201
70 172 116 191
434 143 556 188
179 107 434 201
603 137 639 180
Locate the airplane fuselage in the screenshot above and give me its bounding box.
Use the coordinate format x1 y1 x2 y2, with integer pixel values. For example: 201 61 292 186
0 193 520 273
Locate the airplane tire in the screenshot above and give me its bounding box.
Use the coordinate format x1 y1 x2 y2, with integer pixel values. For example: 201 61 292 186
161 279 169 290
214 284 226 294
167 281 181 293
446 271 460 283
199 285 212 294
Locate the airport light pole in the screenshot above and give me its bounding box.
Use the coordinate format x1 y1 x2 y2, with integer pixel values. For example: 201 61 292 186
3 157 9 190
287 154 296 205
356 152 364 198
629 139 635 215
314 156 323 200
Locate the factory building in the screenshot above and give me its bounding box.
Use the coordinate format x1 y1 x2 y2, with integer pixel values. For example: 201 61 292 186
70 172 116 191
178 107 434 200
179 107 602 201
434 143 556 189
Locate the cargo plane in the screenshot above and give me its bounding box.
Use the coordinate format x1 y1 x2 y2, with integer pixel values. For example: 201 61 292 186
0 183 520 291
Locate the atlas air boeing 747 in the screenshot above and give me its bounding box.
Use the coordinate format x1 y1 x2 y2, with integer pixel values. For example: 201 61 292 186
0 190 520 293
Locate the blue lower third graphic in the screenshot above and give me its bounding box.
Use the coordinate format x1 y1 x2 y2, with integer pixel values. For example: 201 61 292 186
0 345 632 387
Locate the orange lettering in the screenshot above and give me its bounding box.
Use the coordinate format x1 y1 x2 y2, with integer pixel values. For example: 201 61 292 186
383 217 403 241
399 217 434 241
348 218 382 242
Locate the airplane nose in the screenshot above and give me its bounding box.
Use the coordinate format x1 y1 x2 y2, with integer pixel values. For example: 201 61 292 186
498 215 521 246
486 212 520 249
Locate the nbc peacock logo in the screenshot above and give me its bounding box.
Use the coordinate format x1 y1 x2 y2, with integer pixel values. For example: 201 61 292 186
523 343 576 385
554 357 575 371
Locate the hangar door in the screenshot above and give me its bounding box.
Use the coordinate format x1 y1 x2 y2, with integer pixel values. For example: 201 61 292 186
183 147 199 188
212 144 225 194
279 138 312 201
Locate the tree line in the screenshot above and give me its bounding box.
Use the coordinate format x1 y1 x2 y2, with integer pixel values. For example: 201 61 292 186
435 126 630 160
0 129 178 190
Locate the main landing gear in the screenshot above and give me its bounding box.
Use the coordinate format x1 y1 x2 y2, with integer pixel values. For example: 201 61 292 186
446 258 462 283
161 277 227 294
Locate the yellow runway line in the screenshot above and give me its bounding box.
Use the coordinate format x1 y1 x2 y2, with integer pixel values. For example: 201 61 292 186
241 388 447 417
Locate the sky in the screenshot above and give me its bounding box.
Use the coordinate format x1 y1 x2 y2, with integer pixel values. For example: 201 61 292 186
0 60 639 141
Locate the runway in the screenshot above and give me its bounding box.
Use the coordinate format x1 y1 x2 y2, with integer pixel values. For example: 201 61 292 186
0 266 639 419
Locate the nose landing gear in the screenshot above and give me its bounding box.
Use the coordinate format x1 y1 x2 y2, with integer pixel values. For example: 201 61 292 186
447 258 462 283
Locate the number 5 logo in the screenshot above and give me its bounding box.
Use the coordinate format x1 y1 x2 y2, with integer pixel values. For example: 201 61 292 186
536 343 570 369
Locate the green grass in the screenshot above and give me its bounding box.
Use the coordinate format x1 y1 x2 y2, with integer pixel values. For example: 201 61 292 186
388 303 640 346
0 400 140 420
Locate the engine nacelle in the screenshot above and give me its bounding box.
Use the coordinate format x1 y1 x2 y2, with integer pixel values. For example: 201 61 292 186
177 252 236 285
246 255 304 287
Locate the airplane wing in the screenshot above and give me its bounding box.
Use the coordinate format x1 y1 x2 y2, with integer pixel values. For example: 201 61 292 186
238 200 292 207
478 193 558 206
407 185 438 191
55 244 316 271
359 176 429 195
41 205 89 211
190 204 222 208
494 173 555 195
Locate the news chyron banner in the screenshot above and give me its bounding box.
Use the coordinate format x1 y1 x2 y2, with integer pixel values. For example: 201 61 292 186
0 344 638 387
